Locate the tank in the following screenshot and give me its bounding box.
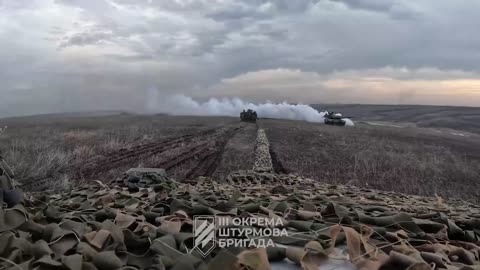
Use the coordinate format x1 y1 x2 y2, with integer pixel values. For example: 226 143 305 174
324 111 347 126
240 109 257 123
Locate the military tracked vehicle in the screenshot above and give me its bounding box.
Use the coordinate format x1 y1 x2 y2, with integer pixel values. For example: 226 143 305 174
324 111 347 126
240 109 257 123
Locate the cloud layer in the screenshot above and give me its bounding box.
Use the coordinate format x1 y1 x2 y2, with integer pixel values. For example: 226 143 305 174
1 0 479 117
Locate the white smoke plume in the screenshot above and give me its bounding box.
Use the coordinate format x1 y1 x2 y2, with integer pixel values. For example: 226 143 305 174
156 94 327 123
343 118 355 127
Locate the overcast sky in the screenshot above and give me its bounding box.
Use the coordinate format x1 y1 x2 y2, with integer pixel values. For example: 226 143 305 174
1 0 479 117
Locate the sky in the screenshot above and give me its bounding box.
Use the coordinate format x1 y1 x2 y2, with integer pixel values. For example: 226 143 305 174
1 0 480 117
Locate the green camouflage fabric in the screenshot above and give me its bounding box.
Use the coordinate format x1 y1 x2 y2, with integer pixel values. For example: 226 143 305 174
2 171 480 270
1 129 479 270
253 129 273 173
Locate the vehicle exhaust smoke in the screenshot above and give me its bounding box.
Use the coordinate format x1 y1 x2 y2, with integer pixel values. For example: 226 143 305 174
343 118 355 127
157 94 327 123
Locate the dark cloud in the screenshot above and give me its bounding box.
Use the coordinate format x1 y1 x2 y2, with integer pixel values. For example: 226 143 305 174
111 0 217 12
59 29 113 48
330 0 420 19
207 7 269 22
331 0 398 12
266 0 320 12
102 53 153 62
0 0 479 117
206 0 321 22
55 0 113 13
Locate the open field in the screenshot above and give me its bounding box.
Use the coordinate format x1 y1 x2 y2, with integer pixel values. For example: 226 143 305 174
262 119 480 202
312 104 480 134
1 111 479 202
0 113 248 190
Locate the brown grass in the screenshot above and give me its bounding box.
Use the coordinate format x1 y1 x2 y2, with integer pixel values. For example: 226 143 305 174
2 113 479 203
261 119 480 202
0 114 237 183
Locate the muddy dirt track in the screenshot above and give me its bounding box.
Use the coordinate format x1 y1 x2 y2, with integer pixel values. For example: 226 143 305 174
20 122 253 190
212 123 258 179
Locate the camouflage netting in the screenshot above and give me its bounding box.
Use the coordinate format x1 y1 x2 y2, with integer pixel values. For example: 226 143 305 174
253 129 273 173
2 171 480 270
1 128 480 270
225 171 298 185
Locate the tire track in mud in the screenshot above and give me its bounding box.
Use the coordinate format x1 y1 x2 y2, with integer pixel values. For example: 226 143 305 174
184 127 241 179
76 135 198 178
184 151 218 179
77 128 219 175
212 123 258 180
155 142 210 170
269 147 289 174
151 125 243 179
20 125 237 190
21 136 186 186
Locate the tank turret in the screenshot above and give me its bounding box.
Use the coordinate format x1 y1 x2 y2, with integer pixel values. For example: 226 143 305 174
324 111 347 126
240 109 257 123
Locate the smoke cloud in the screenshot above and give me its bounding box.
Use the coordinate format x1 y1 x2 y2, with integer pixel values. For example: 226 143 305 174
343 118 355 127
154 94 327 123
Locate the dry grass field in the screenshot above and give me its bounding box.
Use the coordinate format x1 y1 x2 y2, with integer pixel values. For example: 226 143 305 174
0 113 242 189
261 119 480 202
1 111 479 202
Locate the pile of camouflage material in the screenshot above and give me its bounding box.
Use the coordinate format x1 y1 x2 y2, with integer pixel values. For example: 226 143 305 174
253 129 273 173
2 169 480 270
2 129 480 270
225 170 298 185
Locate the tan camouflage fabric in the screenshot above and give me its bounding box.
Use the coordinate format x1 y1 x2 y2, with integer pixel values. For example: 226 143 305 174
1 129 480 270
253 129 273 173
1 171 480 270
